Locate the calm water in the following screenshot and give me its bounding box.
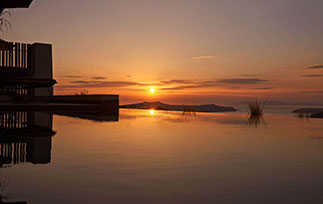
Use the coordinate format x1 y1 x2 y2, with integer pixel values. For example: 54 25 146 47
1 109 323 204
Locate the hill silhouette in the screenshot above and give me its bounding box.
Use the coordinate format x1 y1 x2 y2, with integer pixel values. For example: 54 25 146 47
120 101 236 113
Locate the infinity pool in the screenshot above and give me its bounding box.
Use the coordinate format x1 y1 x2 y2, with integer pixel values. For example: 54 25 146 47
2 109 323 204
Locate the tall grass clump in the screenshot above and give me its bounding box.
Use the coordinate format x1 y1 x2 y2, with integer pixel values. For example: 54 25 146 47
181 102 196 115
295 112 311 119
247 99 265 116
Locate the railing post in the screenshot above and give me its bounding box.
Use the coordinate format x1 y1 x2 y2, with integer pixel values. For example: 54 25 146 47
27 44 32 70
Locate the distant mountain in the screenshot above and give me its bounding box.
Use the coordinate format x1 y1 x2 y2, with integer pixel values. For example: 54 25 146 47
120 101 237 113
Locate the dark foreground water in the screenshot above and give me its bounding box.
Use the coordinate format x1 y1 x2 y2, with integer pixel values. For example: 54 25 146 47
1 109 323 204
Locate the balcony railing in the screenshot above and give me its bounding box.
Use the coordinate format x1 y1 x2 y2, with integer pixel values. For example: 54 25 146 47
0 41 31 70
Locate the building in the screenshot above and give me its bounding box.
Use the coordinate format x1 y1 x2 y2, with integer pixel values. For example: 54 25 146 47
0 41 57 103
0 0 119 116
0 111 55 166
0 0 57 103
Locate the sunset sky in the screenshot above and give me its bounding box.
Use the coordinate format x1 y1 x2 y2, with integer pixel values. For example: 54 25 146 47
5 0 323 105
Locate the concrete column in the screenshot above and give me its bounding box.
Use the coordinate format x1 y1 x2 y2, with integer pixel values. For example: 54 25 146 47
30 43 53 97
28 137 52 164
29 112 53 129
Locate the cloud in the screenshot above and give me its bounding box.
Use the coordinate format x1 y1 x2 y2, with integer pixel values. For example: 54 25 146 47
241 74 257 77
216 78 269 84
308 64 323 69
62 75 83 78
166 55 216 64
300 90 323 94
300 74 323 78
59 80 139 88
159 78 270 90
250 87 275 90
61 75 107 80
57 77 271 91
160 79 195 84
92 76 107 80
192 55 216 60
160 85 211 91
69 80 96 84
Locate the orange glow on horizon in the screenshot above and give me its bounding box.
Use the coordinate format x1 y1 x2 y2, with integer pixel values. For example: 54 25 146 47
8 1 323 105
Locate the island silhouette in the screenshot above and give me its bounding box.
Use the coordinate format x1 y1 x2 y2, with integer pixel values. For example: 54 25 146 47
120 101 237 113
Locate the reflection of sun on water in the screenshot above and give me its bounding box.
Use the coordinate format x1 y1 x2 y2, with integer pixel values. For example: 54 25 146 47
150 109 155 115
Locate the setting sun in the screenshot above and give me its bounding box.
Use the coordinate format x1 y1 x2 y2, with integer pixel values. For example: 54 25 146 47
150 88 155 93
149 109 155 115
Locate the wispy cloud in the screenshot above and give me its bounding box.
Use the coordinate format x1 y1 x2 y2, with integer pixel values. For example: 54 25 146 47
92 76 107 80
250 87 275 90
167 55 216 64
57 77 271 91
160 79 195 84
62 75 83 79
61 75 107 80
69 80 96 84
192 55 216 60
241 74 257 77
308 64 323 69
160 78 270 90
299 90 323 94
216 78 269 84
300 74 323 77
160 85 210 91
58 80 139 88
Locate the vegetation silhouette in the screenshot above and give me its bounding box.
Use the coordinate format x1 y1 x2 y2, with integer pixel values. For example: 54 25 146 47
247 99 265 116
247 99 266 128
295 112 312 119
0 9 11 37
247 114 266 128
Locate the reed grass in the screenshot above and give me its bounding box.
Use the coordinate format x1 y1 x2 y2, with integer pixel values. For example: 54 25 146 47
182 105 196 112
295 112 311 119
181 102 196 114
247 99 265 116
248 115 265 128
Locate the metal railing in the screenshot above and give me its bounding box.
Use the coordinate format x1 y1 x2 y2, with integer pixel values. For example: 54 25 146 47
0 142 27 165
0 41 31 69
0 41 32 97
0 112 28 129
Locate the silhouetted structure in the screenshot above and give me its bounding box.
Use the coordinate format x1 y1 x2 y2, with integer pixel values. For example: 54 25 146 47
0 0 119 116
54 110 119 122
0 41 56 103
0 0 33 8
0 112 55 167
1 0 56 103
247 115 266 128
